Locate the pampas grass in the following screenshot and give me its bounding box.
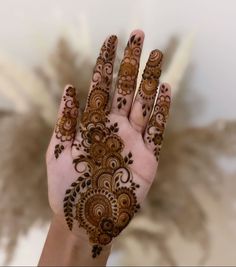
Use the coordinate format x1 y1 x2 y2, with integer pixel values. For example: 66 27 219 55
0 33 235 266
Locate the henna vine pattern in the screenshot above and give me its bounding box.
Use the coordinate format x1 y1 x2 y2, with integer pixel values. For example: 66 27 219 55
116 34 142 109
65 93 140 258
138 49 163 117
146 83 171 160
54 86 79 158
54 36 140 258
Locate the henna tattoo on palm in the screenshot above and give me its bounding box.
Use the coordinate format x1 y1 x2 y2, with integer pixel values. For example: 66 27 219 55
50 30 171 259
54 36 140 257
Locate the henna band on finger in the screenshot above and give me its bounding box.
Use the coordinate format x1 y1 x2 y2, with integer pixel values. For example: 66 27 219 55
54 86 79 158
145 83 171 161
137 49 163 117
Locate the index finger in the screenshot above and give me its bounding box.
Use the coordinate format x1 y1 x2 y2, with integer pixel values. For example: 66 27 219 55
84 35 118 113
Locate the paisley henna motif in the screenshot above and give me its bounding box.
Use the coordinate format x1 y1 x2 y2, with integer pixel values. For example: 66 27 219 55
54 35 140 258
54 86 79 158
64 107 140 256
145 83 171 160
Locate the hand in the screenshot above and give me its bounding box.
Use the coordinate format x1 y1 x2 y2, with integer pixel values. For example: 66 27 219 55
46 29 171 258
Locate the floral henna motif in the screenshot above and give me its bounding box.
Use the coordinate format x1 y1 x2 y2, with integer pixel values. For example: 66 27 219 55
64 105 140 257
116 34 142 109
54 86 79 158
146 83 171 160
138 49 163 117
57 35 140 258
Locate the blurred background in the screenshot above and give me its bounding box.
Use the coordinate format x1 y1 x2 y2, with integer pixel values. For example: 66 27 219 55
0 0 236 265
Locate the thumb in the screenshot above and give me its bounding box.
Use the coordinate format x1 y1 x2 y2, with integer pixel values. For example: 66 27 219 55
47 85 80 160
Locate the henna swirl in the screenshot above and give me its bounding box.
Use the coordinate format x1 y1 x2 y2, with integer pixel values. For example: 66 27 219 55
116 34 142 109
54 86 79 158
138 49 163 117
90 35 117 94
146 83 171 160
65 116 139 256
54 35 141 258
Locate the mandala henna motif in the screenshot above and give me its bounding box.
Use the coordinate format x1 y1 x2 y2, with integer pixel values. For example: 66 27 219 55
116 34 142 109
64 108 140 257
54 35 140 258
138 49 163 117
54 86 79 158
146 83 171 160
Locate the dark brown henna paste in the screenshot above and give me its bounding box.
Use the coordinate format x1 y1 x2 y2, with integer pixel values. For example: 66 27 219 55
54 144 64 159
54 86 79 159
62 36 140 257
138 49 163 117
116 34 142 109
146 84 171 161
67 111 140 257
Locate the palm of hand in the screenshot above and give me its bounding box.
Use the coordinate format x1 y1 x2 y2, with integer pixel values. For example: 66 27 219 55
46 30 171 257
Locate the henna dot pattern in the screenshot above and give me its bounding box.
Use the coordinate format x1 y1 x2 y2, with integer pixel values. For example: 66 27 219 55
116 34 142 109
54 86 79 158
54 36 140 258
138 49 163 117
64 108 140 256
146 83 171 160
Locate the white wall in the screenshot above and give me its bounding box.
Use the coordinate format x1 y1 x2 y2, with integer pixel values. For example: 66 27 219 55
0 0 235 125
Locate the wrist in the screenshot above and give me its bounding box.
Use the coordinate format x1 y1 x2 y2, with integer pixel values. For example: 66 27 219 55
39 214 111 266
52 214 112 249
52 214 88 243
59 213 113 256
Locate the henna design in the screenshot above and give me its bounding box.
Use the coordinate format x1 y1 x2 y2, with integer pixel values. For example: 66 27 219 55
138 49 163 117
116 34 142 109
54 36 140 258
88 35 117 99
54 86 79 158
65 109 140 256
146 83 171 161
54 144 64 159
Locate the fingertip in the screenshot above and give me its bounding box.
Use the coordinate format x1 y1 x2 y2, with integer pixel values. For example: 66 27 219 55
100 35 118 61
104 34 118 46
110 34 118 39
62 84 79 101
150 48 163 55
149 49 163 62
130 29 145 39
110 34 118 41
64 84 75 92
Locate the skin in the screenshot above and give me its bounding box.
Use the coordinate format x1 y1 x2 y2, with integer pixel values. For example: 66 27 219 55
39 29 171 266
